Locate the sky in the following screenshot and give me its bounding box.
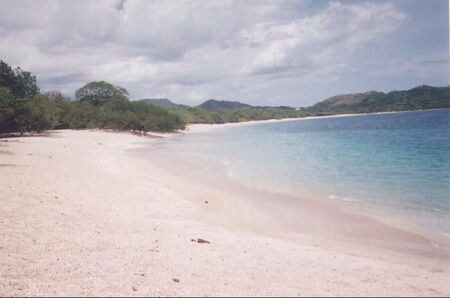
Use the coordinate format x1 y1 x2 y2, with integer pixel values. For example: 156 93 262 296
0 0 448 106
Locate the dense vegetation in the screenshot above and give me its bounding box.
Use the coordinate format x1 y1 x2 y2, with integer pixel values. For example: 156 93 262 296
160 105 305 124
0 60 184 135
145 98 310 124
305 85 450 115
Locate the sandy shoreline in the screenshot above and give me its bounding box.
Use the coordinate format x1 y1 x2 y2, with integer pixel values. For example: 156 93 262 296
1 130 449 296
184 108 450 134
131 143 450 261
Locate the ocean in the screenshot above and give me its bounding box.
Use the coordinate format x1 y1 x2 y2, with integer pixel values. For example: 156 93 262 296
153 109 450 237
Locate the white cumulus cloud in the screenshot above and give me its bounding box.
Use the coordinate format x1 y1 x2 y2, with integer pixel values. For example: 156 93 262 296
0 0 414 105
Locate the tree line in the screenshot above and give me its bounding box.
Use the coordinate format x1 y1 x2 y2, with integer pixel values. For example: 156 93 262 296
0 60 184 135
0 59 312 136
167 105 309 124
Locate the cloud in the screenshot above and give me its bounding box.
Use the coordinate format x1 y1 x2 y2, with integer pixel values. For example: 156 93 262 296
367 52 449 81
0 0 420 105
114 0 126 11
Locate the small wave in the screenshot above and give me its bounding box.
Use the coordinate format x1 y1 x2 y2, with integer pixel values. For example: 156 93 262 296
328 194 339 200
342 197 360 202
432 208 447 214
327 194 359 203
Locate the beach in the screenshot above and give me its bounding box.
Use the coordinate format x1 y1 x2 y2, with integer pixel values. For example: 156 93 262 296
1 129 449 296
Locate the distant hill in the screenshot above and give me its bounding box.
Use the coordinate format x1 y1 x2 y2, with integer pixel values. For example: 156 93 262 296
305 85 450 115
135 84 449 125
138 98 180 108
197 99 252 111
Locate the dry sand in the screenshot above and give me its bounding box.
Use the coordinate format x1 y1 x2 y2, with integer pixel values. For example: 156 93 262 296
0 129 449 296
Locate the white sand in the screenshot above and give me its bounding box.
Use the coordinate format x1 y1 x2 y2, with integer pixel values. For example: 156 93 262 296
185 118 304 133
0 130 449 296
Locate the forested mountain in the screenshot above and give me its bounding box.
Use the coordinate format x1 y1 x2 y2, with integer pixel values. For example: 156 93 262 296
138 98 181 108
197 99 252 111
305 85 450 115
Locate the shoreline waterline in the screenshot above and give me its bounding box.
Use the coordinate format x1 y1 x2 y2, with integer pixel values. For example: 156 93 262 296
184 108 450 134
2 129 450 296
139 109 450 259
131 135 450 263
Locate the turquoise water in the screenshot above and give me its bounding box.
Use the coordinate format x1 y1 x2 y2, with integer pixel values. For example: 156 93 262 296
162 109 450 236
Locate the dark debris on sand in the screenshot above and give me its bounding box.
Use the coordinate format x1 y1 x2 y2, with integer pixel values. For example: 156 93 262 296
191 238 210 244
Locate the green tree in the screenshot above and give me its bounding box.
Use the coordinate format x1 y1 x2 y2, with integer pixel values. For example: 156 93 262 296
14 67 39 98
0 61 17 95
0 87 15 134
0 60 39 99
26 95 53 131
75 81 129 106
64 101 98 129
